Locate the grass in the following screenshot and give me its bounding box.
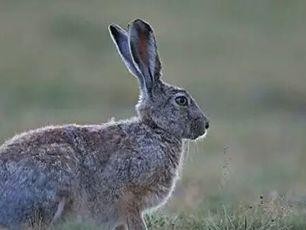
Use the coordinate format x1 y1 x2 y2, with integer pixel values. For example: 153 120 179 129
50 190 306 229
53 198 306 229
144 209 305 230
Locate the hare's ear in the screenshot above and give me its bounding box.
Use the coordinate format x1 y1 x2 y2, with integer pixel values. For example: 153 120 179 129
128 19 162 97
109 24 146 89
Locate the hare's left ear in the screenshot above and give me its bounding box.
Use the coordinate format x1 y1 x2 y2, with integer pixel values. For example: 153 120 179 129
128 19 162 96
109 24 145 87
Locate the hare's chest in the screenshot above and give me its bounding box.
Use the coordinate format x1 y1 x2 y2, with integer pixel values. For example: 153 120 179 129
139 154 181 209
141 167 180 210
129 134 183 209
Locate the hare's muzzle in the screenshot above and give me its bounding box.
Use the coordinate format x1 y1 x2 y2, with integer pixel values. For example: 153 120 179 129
205 120 209 129
190 116 209 140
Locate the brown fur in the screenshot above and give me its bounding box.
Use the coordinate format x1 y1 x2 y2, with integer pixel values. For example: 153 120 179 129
0 19 209 230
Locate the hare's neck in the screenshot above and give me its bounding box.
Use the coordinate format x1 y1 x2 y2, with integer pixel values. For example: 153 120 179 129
129 117 184 169
140 115 182 146
139 118 183 168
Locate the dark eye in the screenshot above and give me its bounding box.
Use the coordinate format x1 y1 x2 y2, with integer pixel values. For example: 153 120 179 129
175 95 188 106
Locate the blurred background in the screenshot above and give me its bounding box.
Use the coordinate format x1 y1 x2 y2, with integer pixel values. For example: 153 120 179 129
0 0 306 214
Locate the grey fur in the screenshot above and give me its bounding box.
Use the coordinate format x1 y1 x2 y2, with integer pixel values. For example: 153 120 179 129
0 19 209 230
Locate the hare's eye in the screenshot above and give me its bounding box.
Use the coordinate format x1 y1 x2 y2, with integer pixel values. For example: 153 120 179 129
175 96 188 106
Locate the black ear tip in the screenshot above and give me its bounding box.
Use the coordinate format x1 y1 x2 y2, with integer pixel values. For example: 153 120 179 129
133 18 146 24
109 24 120 33
130 18 153 32
108 24 117 35
109 24 127 38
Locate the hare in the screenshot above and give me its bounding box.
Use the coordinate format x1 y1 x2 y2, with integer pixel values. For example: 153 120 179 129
0 19 209 230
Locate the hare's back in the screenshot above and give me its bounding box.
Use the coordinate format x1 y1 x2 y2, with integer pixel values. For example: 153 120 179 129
0 125 83 186
0 125 83 166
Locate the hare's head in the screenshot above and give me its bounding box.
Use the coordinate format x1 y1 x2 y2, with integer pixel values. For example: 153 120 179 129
109 19 209 140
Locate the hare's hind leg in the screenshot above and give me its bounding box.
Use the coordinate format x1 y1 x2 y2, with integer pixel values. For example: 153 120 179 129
50 197 66 225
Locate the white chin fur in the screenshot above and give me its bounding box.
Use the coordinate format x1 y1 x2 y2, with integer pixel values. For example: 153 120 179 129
195 130 207 141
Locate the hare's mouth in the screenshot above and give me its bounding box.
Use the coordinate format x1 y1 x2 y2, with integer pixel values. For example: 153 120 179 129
195 129 207 140
190 128 207 140
189 119 207 140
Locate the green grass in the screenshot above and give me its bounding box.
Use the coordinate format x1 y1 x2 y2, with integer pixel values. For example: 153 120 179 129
144 209 306 230
51 191 306 229
53 199 306 229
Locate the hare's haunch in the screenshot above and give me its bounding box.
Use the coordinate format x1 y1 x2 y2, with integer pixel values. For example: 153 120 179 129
0 19 209 230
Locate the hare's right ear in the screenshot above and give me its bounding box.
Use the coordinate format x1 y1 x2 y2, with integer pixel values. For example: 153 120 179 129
109 24 146 90
128 19 162 98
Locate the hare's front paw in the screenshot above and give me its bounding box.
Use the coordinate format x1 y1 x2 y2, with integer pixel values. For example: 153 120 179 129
114 214 146 230
115 224 127 230
126 214 147 230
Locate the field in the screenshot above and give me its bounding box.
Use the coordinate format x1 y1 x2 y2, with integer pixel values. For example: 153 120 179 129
1 0 306 229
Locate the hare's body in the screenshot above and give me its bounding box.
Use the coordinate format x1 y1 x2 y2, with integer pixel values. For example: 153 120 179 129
0 19 209 229
0 120 182 229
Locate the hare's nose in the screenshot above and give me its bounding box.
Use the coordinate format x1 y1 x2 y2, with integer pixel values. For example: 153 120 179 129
205 121 209 129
